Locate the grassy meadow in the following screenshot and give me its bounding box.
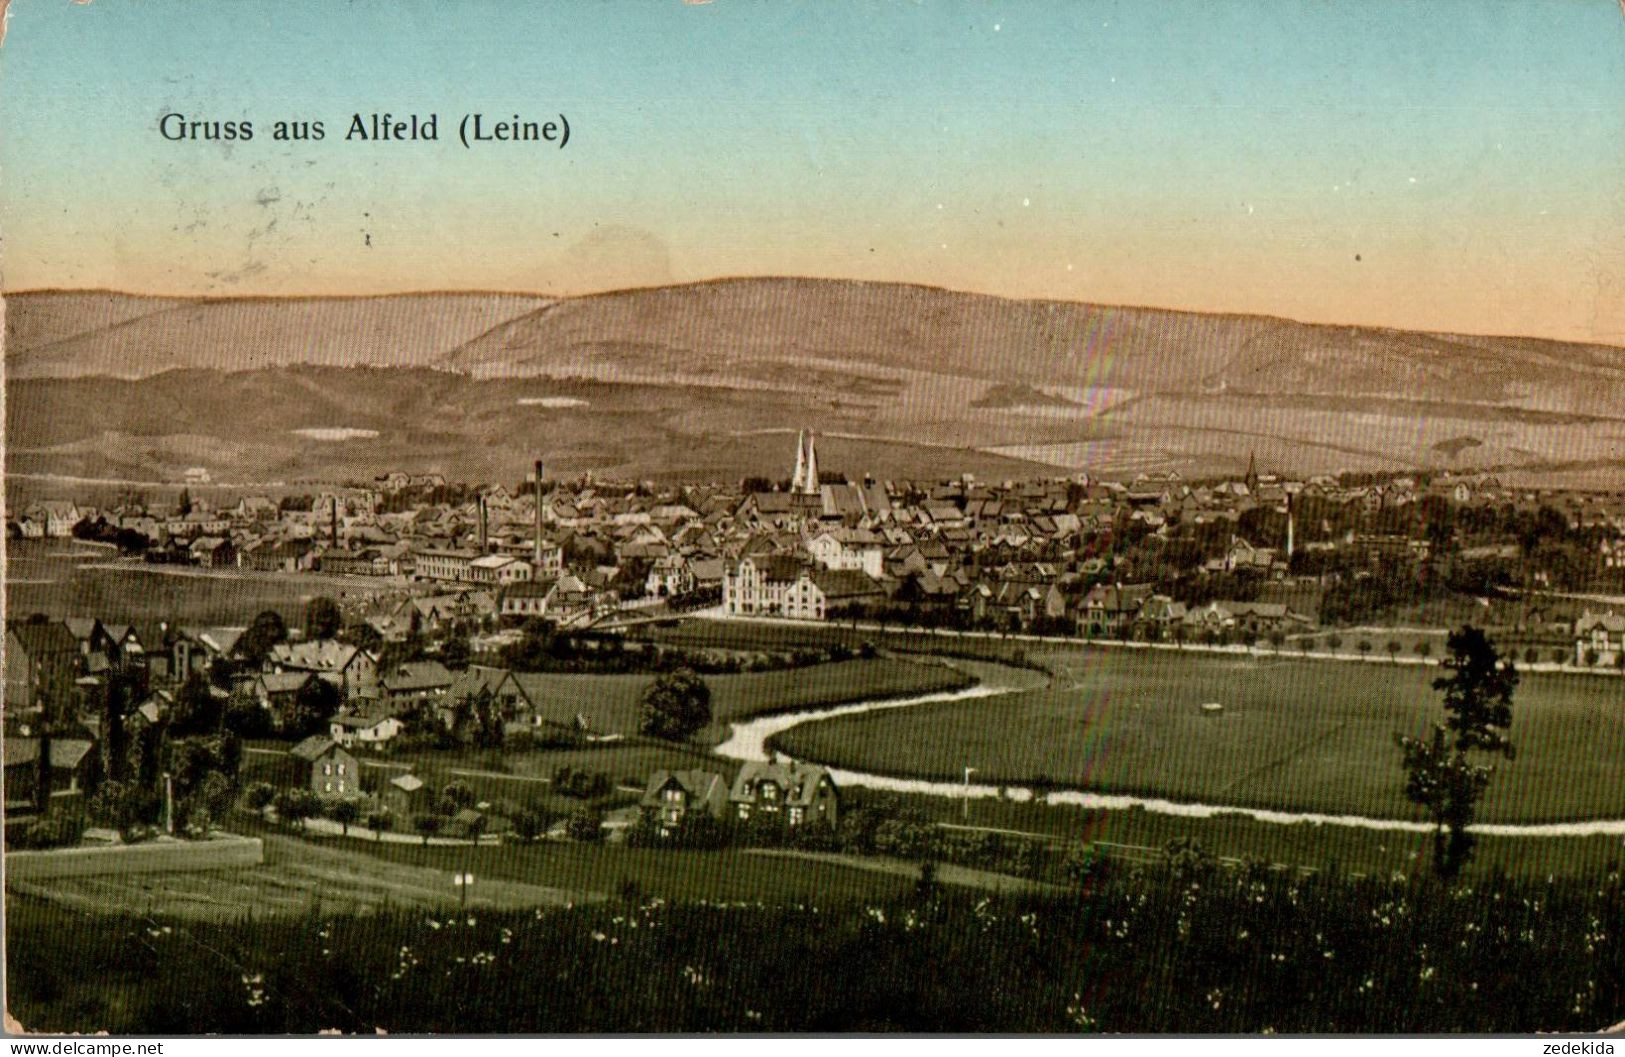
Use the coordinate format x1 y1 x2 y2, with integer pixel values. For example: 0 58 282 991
6 540 387 625
507 657 971 739
10 857 1622 1033
771 649 1625 824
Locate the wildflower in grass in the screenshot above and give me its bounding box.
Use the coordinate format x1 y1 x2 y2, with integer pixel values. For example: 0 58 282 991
1065 993 1097 1031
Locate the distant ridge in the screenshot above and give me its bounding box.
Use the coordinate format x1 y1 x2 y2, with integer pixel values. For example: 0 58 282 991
7 278 1625 487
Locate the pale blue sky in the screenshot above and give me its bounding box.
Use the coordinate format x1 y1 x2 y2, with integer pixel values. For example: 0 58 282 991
2 0 1622 340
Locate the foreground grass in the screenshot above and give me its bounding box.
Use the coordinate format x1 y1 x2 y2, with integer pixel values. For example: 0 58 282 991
771 650 1625 825
226 818 912 906
4 834 586 922
10 860 1622 1033
926 794 1625 881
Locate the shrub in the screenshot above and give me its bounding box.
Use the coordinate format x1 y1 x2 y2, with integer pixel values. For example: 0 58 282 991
243 782 277 814
566 808 605 843
15 812 86 850
508 805 554 844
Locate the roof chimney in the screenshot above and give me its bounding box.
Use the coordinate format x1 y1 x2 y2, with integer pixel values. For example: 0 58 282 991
533 459 546 567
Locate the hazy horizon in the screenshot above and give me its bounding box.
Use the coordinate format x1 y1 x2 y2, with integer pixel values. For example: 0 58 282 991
3 1 1624 346
7 274 1625 354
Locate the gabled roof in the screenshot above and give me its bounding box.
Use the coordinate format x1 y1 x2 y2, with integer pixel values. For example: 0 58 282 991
449 665 533 707
3 737 96 769
641 769 727 809
729 760 835 807
259 671 315 694
810 569 885 600
6 620 78 657
270 639 363 672
289 735 341 762
380 661 454 692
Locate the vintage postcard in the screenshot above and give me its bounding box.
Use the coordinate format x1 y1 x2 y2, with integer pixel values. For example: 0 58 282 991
2 0 1623 1038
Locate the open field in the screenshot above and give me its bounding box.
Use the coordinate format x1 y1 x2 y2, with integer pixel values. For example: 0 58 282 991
886 790 1625 880
238 820 910 905
6 823 914 927
503 657 971 739
772 649 1625 825
6 541 388 625
8 837 1623 1033
5 834 585 922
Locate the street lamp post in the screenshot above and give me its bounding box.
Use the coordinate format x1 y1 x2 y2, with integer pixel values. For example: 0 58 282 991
163 772 175 835
962 766 977 823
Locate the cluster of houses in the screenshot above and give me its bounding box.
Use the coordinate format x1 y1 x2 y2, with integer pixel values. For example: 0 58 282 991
15 437 1625 643
638 758 839 834
0 605 628 815
14 432 1625 645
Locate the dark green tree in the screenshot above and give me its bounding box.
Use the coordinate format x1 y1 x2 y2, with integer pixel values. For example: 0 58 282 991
281 677 341 737
440 634 472 672
170 671 223 737
1396 625 1517 878
638 667 712 742
326 798 361 835
305 596 343 640
236 610 289 668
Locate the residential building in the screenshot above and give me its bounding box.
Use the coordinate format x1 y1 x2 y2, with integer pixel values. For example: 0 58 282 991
289 735 360 798
729 760 838 828
639 769 730 833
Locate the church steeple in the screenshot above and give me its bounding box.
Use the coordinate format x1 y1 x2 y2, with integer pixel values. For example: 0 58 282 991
791 430 808 492
1244 451 1259 494
803 430 819 494
790 429 820 495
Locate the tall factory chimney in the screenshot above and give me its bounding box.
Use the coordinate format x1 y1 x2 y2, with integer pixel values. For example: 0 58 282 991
533 459 545 567
330 496 339 547
477 494 488 552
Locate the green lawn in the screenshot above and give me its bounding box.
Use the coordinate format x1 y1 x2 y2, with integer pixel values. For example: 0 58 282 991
773 649 1625 824
894 791 1625 880
259 822 911 905
6 541 385 625
514 657 971 739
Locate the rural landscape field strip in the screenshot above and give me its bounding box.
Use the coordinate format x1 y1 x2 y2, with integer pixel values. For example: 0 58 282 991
726 656 1625 836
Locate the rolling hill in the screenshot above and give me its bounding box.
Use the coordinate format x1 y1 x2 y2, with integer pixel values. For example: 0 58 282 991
6 279 1625 488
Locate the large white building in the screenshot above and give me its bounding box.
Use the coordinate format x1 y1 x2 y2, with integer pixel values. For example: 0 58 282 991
807 528 885 578
723 556 885 621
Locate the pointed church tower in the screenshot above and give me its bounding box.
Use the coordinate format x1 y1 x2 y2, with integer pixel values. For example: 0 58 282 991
791 430 807 492
1244 451 1259 495
803 430 820 494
